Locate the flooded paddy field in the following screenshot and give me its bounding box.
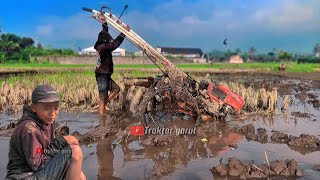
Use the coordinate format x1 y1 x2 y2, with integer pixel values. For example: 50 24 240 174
0 72 319 179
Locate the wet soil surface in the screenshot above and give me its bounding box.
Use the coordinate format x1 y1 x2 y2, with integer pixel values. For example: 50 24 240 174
0 73 319 179
211 157 303 178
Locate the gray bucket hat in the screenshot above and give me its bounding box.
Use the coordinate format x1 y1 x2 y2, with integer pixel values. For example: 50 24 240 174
32 85 59 103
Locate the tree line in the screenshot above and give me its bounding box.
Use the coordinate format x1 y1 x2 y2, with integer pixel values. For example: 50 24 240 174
0 33 77 63
206 45 320 63
1 32 319 64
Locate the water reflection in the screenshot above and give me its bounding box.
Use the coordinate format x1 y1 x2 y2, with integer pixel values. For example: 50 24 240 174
96 139 120 180
93 119 245 179
96 115 118 179
91 109 320 179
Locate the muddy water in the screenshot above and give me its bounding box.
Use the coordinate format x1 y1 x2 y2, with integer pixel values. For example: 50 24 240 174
0 76 319 179
1 110 319 179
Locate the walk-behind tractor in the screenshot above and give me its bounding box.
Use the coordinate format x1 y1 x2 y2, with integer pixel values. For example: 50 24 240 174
82 5 245 124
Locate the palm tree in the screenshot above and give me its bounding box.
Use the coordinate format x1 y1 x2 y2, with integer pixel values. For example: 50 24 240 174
0 34 20 56
235 48 242 54
313 43 320 56
248 46 256 60
272 48 279 54
0 52 6 64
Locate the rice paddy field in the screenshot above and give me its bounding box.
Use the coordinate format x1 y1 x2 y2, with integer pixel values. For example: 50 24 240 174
0 70 280 113
0 62 319 179
1 62 320 72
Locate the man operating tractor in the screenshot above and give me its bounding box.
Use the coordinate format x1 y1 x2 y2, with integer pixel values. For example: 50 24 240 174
94 17 126 116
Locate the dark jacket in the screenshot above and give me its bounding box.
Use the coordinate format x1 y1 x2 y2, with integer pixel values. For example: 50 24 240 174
6 105 68 178
94 29 125 76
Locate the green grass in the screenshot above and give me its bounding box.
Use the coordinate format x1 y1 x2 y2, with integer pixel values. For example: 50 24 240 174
285 63 319 73
115 64 160 68
115 63 279 70
116 62 320 72
0 62 319 73
2 71 152 85
177 62 319 72
0 63 92 68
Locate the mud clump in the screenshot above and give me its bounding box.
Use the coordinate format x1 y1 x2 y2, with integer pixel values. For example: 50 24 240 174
277 83 296 95
211 157 303 179
142 135 174 146
152 163 173 177
7 122 15 129
271 132 320 154
271 131 288 143
308 98 320 109
236 125 320 153
212 164 228 176
0 122 16 136
235 124 268 143
307 92 318 99
254 128 268 143
54 124 84 141
71 131 82 139
291 111 312 118
79 125 120 142
295 91 308 101
60 126 70 136
195 121 220 137
297 82 312 92
238 124 255 135
287 134 320 149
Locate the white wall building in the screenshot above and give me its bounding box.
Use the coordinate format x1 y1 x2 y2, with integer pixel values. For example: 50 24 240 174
79 46 126 56
229 55 244 64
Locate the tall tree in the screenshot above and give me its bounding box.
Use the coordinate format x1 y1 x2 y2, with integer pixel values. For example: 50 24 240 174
278 51 292 61
235 48 242 54
20 37 34 48
272 48 279 54
37 43 43 49
248 46 256 59
224 49 236 58
1 33 20 43
313 43 320 55
0 52 6 64
0 34 20 56
267 52 275 58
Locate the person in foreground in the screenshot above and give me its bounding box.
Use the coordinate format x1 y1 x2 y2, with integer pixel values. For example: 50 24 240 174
6 84 86 180
94 19 126 115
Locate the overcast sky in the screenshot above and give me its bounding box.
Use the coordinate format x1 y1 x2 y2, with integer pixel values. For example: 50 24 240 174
1 0 319 53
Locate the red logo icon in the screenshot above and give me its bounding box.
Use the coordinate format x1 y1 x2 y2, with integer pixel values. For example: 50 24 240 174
35 147 43 154
130 126 144 136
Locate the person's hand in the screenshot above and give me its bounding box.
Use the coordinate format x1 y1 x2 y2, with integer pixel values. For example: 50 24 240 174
98 13 106 23
63 135 79 145
120 32 126 38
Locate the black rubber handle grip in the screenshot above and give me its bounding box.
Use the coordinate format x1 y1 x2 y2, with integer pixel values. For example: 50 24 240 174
82 7 93 12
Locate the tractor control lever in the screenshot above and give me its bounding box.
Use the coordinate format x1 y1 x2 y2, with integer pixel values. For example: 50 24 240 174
119 5 128 19
100 5 112 18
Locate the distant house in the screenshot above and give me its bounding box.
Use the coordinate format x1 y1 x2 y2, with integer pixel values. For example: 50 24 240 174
134 50 144 56
112 48 126 56
79 46 97 56
229 55 244 64
79 47 126 56
156 47 204 58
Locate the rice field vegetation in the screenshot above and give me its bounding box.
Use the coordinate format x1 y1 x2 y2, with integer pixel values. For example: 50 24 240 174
0 71 278 115
1 62 319 73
